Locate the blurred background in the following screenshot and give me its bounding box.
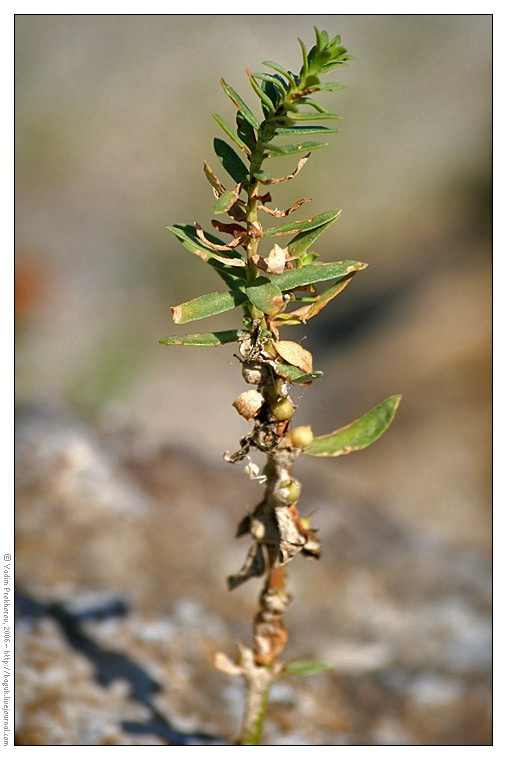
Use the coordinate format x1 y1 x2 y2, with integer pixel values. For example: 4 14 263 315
15 15 491 746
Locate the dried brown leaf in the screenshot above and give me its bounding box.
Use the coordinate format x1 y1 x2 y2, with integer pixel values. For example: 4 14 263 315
274 340 313 374
258 153 311 185
258 196 312 218
195 223 244 250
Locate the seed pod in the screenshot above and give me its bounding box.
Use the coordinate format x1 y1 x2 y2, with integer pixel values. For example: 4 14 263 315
242 361 265 385
289 425 314 449
270 397 295 421
278 479 302 504
232 390 264 421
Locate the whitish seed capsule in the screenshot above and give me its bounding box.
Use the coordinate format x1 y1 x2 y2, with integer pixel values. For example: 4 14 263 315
270 397 295 421
242 361 266 385
232 390 264 421
290 425 314 449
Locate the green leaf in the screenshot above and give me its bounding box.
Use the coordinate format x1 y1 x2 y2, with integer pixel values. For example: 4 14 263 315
306 395 402 457
287 211 341 257
236 112 256 153
272 125 340 136
266 141 328 157
220 79 260 130
167 224 246 270
274 362 323 385
297 97 330 112
284 660 333 677
253 169 274 182
321 60 353 73
317 82 347 91
245 277 285 315
212 113 251 154
246 68 276 113
288 111 342 121
207 259 248 290
171 289 247 325
260 77 283 112
203 162 225 194
264 209 340 238
213 138 250 184
213 190 239 214
251 72 287 96
272 260 367 291
262 60 296 86
159 330 245 346
298 252 319 265
298 37 309 78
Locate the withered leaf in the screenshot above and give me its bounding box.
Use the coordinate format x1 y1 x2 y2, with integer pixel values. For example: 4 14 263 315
195 223 245 250
274 340 313 374
258 196 312 218
276 505 306 564
227 542 266 590
254 153 311 185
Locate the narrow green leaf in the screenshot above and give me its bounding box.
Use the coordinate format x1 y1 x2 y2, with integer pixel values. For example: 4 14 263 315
253 169 274 182
306 395 402 457
236 112 256 152
284 660 333 677
317 82 347 91
220 79 260 130
171 289 247 325
262 60 296 86
273 125 340 136
203 162 225 194
264 209 340 238
274 362 323 385
212 113 251 154
288 112 342 121
298 38 309 78
213 190 239 214
287 211 341 257
168 224 246 268
298 252 319 265
260 77 283 111
167 223 247 292
159 330 245 346
272 260 367 291
245 278 285 315
321 60 353 73
246 68 275 113
207 259 248 290
213 138 250 184
297 97 330 112
266 141 328 157
251 72 287 96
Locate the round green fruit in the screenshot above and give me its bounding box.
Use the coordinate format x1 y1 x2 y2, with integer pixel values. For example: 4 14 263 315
290 425 314 449
270 398 295 421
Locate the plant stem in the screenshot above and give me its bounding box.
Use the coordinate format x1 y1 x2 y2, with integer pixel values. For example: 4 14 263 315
238 671 272 745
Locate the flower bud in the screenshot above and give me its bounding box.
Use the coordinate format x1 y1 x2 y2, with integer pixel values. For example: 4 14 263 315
232 390 264 421
289 425 314 449
270 397 295 421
